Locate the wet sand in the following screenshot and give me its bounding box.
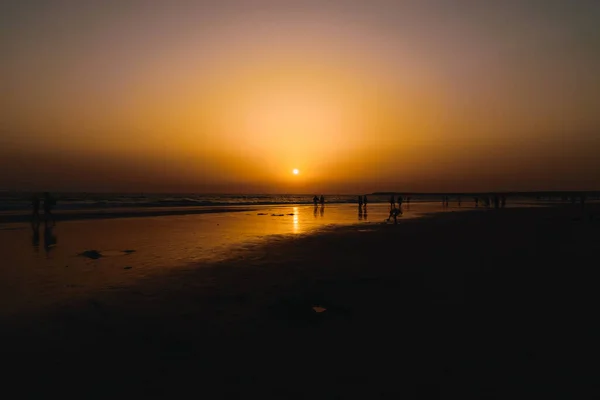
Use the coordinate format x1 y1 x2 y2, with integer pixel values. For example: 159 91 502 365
0 203 441 314
1 203 598 397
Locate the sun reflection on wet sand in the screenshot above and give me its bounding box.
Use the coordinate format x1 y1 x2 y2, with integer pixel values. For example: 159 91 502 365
293 206 299 234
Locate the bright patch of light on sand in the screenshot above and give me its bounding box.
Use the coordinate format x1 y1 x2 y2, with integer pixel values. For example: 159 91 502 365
293 168 299 175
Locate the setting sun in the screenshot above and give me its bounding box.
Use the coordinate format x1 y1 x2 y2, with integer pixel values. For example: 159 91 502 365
293 169 299 175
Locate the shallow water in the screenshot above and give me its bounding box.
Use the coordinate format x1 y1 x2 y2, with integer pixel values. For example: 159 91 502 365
0 201 531 314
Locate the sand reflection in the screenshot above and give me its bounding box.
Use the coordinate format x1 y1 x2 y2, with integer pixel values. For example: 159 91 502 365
293 206 299 234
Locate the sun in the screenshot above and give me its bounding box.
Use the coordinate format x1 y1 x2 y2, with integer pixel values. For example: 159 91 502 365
292 168 299 175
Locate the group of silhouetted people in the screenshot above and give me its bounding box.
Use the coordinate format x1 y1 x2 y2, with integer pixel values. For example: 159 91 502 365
313 195 325 206
357 195 368 208
30 192 57 254
32 192 56 225
387 194 407 224
473 195 506 209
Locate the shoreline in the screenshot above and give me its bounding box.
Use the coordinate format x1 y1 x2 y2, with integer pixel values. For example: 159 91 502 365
0 199 568 224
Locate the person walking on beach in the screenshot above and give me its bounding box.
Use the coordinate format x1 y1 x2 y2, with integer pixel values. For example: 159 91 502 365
363 195 368 208
387 206 401 224
319 195 325 206
43 192 56 225
390 194 395 211
313 195 319 206
358 196 363 208
397 195 403 210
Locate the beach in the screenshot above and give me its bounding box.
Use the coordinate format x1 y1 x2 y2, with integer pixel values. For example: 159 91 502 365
1 202 598 397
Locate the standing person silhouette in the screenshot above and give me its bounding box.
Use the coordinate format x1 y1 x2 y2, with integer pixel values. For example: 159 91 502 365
358 196 363 208
43 192 55 225
397 195 403 210
319 195 324 206
387 205 402 224
313 195 319 206
363 195 368 208
389 194 395 211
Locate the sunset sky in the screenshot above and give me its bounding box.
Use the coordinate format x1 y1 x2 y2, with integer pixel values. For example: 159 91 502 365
2 0 600 193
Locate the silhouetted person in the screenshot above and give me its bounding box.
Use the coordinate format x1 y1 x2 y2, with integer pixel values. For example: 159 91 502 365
474 197 479 207
358 196 363 208
43 192 56 225
32 194 40 223
363 195 368 208
397 195 403 210
387 206 401 224
32 221 40 249
390 195 395 210
320 195 324 206
313 195 319 206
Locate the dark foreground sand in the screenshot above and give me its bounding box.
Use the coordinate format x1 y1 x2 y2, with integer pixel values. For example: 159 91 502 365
2 204 599 398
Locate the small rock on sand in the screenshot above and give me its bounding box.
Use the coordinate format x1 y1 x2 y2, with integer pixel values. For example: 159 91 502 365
79 250 102 259
124 266 132 270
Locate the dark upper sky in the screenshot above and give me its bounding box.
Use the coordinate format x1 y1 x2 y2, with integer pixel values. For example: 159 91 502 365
2 0 600 193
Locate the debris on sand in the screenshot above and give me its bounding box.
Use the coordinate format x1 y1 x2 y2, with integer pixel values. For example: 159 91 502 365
79 250 102 259
123 249 136 254
257 213 268 215
271 214 285 216
312 306 327 313
124 266 132 270
287 213 295 216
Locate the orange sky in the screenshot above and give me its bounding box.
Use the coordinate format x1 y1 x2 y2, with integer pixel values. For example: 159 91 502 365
2 1 600 193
